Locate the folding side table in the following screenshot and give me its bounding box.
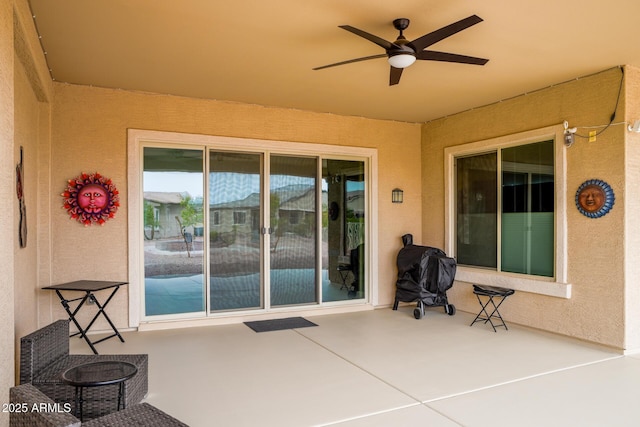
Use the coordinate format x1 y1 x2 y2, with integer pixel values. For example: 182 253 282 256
470 284 515 332
336 264 352 290
43 280 128 354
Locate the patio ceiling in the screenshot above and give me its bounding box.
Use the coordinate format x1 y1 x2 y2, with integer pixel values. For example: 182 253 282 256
28 0 640 123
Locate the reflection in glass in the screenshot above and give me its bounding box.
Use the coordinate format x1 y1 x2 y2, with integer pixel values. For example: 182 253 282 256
270 156 317 306
501 141 554 276
142 146 370 316
323 160 366 302
143 147 205 316
209 152 262 311
456 153 498 268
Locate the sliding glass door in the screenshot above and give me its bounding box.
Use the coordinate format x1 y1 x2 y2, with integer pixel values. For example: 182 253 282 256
143 147 205 316
322 160 366 302
269 155 318 307
209 152 262 311
140 144 368 320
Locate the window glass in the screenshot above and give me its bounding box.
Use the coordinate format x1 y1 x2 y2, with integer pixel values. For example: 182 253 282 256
455 152 497 269
322 160 366 302
455 140 554 278
143 147 205 316
209 151 262 312
501 141 554 276
269 155 317 306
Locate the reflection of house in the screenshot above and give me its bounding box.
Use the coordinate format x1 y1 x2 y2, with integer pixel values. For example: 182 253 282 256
275 185 319 235
209 185 326 236
209 193 260 236
144 192 188 238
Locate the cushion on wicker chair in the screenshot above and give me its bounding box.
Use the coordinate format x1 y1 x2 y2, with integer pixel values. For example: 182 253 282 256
10 383 80 427
10 384 187 427
82 403 188 427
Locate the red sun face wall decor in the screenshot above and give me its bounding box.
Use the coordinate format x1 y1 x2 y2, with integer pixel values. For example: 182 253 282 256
62 172 120 226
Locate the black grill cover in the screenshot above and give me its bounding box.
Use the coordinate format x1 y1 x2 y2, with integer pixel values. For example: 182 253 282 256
425 256 457 294
395 242 456 304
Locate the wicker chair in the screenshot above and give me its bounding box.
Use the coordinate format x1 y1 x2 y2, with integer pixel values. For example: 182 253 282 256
20 320 148 419
10 384 187 427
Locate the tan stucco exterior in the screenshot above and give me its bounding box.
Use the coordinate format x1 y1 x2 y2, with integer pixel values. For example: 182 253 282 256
1 1 16 424
422 66 640 350
4 2 640 422
47 83 421 330
623 66 640 351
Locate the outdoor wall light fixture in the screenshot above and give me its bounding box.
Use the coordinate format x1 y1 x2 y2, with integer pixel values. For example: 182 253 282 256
563 120 577 147
392 188 404 203
628 120 640 132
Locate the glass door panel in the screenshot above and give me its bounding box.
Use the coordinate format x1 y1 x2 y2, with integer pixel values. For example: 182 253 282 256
270 155 318 306
322 160 366 302
143 147 205 316
209 152 262 311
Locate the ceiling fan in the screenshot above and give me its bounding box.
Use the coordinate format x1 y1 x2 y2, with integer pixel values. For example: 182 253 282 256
313 15 489 86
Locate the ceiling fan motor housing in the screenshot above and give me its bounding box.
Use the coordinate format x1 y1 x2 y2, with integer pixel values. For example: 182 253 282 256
389 18 413 61
392 18 410 32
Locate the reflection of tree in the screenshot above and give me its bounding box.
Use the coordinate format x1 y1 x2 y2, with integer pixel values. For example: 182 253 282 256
270 193 281 252
144 201 159 240
176 195 204 257
295 214 315 237
180 195 203 229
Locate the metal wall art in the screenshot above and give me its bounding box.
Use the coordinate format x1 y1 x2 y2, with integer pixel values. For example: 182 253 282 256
16 146 27 247
575 179 615 218
62 172 120 226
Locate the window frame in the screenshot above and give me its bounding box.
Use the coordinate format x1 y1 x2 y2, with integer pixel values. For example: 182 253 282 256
233 210 247 225
444 124 571 298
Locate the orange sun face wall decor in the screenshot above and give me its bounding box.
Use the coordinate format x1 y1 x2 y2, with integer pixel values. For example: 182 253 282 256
62 172 120 226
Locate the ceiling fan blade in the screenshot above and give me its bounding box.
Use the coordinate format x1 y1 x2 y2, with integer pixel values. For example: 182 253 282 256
313 54 387 70
389 66 403 86
416 50 488 65
339 25 400 51
408 15 483 52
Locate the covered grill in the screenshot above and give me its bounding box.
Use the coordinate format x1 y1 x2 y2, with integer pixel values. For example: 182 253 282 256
392 234 457 319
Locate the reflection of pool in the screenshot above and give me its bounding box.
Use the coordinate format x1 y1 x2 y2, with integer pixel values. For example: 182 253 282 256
154 240 204 252
145 269 352 316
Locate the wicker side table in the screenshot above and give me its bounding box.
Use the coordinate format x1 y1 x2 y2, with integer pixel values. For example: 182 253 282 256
62 361 137 421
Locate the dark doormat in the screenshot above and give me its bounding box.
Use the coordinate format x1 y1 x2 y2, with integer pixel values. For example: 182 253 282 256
244 317 318 333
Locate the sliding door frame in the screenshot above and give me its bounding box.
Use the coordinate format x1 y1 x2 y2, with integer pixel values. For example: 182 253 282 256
128 129 378 328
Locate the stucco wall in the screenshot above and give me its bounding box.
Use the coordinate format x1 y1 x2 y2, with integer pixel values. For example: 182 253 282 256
623 66 640 351
13 41 40 345
11 0 53 391
1 1 15 424
48 83 422 330
422 67 631 349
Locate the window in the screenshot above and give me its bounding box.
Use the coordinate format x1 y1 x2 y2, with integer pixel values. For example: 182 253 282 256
455 141 554 277
233 211 246 225
456 152 497 269
444 125 570 298
212 211 220 225
288 211 300 225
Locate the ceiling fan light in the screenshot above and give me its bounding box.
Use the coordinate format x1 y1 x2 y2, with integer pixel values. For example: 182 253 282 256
388 54 416 69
